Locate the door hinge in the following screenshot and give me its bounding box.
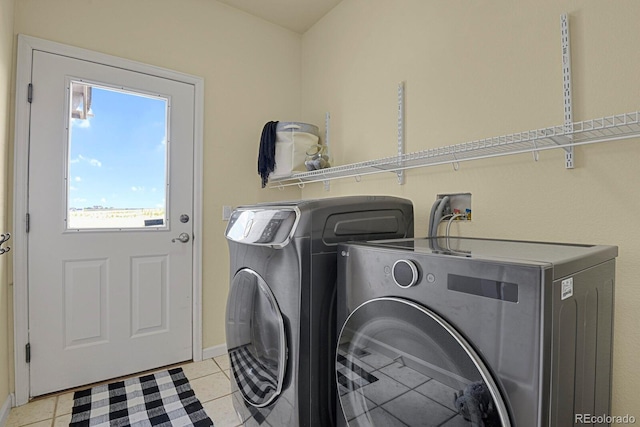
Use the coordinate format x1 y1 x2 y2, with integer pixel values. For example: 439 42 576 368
26 213 30 233
27 83 33 103
25 343 31 363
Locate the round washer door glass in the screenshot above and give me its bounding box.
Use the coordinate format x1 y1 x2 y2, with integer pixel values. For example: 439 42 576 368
225 268 287 407
336 297 510 427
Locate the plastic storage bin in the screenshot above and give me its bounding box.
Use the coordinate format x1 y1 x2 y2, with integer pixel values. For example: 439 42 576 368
271 122 320 179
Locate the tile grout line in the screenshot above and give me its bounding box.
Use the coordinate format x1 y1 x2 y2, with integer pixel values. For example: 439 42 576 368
52 395 59 426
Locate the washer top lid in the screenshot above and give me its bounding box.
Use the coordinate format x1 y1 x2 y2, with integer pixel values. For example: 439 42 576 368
349 237 618 277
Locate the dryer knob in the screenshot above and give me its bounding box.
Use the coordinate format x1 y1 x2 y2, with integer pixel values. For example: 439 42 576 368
392 259 419 288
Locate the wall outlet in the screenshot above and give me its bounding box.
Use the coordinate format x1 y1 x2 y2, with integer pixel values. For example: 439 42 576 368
437 193 471 220
222 205 232 221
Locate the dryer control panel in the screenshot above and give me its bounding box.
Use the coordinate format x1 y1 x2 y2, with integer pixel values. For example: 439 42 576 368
225 208 298 247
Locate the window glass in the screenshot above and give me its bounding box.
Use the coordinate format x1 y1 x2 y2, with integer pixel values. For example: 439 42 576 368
67 81 168 230
337 298 509 426
226 269 287 407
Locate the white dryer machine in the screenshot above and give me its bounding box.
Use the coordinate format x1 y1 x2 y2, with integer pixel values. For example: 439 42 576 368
335 237 617 427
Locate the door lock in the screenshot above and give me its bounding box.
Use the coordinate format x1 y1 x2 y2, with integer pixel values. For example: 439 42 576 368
172 233 190 243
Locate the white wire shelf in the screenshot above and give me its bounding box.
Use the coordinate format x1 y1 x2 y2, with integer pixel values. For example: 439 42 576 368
269 111 640 188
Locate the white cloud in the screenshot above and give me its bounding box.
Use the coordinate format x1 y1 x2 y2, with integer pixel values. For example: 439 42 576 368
74 176 82 182
70 154 102 167
71 117 91 129
157 137 167 152
81 154 101 167
131 186 145 192
70 186 78 191
100 198 107 203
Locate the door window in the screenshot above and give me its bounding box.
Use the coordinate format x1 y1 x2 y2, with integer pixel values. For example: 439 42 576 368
66 81 169 230
337 298 510 426
226 269 287 407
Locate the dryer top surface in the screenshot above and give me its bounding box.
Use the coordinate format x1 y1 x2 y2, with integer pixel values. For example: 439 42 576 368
228 196 414 249
236 195 411 211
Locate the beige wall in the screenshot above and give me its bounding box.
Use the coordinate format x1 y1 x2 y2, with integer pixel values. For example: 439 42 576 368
13 0 302 354
1 0 15 410
5 0 639 417
301 0 640 417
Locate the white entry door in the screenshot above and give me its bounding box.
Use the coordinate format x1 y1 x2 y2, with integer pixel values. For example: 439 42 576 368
27 50 195 396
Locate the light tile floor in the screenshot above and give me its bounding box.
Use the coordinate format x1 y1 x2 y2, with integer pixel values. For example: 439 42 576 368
6 355 242 427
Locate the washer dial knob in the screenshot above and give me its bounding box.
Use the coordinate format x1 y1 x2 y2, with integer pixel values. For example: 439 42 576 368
392 259 419 288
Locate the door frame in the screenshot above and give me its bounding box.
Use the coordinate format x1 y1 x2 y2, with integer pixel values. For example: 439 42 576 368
13 34 205 406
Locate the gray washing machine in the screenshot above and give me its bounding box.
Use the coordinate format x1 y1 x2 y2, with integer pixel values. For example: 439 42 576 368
336 237 617 426
225 196 414 426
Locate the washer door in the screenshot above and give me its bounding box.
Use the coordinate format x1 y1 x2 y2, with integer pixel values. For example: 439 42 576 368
226 268 287 408
336 297 510 426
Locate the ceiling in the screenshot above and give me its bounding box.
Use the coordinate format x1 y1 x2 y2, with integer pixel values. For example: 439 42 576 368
216 0 344 33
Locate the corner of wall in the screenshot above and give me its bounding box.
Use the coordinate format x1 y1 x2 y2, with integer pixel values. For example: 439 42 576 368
0 393 13 426
1 0 17 412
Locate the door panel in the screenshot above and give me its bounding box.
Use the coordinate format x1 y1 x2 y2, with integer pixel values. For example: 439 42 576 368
131 255 169 337
28 50 194 396
63 259 108 348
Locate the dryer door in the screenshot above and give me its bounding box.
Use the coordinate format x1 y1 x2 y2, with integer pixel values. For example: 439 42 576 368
226 268 287 408
336 297 510 427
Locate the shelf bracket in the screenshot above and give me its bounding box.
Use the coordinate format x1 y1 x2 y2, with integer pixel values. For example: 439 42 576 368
561 13 574 168
324 112 331 191
397 81 406 184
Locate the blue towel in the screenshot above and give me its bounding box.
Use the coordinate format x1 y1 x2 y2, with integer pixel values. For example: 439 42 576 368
258 121 279 188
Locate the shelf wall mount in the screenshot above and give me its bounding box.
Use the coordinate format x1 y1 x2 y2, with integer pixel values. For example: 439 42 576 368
561 13 575 169
397 81 406 185
323 112 331 191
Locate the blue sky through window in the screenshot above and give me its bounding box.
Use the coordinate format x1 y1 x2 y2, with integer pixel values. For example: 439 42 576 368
68 85 168 210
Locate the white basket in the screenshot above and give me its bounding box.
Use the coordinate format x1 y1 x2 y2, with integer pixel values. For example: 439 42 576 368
271 122 320 179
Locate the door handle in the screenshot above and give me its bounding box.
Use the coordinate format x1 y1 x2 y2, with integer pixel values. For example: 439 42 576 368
172 233 190 243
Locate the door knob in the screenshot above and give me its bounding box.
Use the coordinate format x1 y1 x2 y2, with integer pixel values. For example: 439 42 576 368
172 233 190 243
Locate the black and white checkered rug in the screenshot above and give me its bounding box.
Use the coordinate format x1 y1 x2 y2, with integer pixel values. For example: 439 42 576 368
70 367 214 426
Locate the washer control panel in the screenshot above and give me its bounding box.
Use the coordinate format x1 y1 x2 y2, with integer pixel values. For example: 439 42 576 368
392 259 420 288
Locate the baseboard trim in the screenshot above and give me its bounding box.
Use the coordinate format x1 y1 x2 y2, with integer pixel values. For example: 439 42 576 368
202 343 227 360
0 393 13 427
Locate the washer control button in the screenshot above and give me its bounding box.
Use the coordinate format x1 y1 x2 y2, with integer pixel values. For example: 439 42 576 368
392 259 419 288
426 273 436 283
